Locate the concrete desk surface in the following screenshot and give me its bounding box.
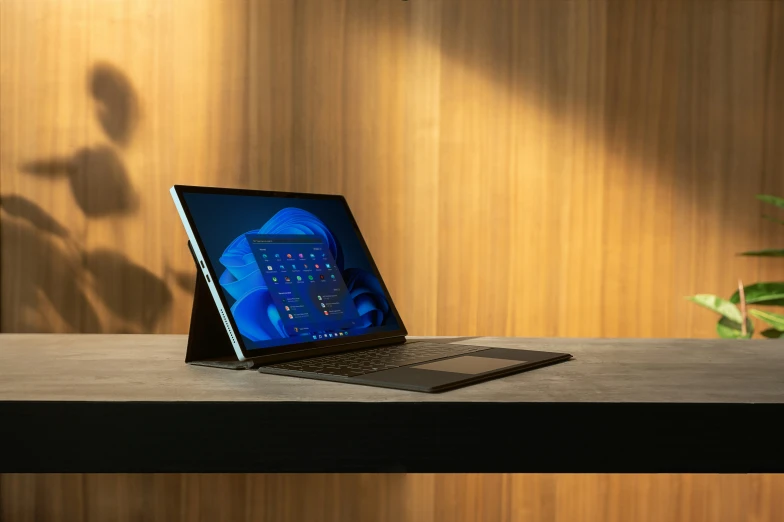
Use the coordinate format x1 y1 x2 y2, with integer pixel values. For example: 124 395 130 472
1 334 782 472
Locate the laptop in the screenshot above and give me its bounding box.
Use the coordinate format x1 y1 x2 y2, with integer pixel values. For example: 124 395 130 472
171 185 571 393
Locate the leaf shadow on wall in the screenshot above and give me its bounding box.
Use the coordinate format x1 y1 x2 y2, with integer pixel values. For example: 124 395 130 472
20 145 139 217
1 197 172 333
9 64 173 333
0 194 71 238
0 204 101 333
84 249 173 332
19 62 141 217
89 62 140 147
164 264 196 294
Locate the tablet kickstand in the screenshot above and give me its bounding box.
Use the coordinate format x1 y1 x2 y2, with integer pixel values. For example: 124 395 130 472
184 244 254 370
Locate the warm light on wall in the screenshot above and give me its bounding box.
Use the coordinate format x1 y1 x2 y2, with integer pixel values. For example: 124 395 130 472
1 0 782 339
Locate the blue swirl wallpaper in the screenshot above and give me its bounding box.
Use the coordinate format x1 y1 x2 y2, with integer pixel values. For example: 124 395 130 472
182 192 400 350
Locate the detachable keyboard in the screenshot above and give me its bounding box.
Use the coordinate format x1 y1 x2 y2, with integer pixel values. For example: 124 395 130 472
263 342 487 377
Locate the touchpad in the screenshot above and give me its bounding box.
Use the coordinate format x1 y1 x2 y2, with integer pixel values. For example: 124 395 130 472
412 356 526 375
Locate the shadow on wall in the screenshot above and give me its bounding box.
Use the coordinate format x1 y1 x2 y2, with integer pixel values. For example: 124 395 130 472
20 145 139 217
264 1 781 217
90 62 140 146
414 1 783 210
19 63 140 217
2 63 178 333
0 201 172 333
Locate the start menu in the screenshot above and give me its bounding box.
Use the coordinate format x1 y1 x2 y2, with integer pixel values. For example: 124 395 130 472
246 234 360 339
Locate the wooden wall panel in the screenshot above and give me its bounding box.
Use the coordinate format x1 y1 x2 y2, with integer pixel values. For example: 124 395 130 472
3 473 784 522
1 0 783 338
1 0 782 338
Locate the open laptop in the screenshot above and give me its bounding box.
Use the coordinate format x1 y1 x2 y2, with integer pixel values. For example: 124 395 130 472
171 185 571 392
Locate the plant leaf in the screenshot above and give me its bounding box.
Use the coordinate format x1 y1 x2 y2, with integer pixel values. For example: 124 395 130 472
757 194 784 209
729 282 784 307
763 214 784 226
761 328 783 339
749 309 784 331
739 249 784 257
716 316 754 339
687 295 743 323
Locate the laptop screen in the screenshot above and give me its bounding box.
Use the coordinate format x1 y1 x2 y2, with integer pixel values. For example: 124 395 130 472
179 189 403 352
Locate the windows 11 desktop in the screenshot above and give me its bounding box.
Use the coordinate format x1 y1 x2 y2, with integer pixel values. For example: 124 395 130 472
181 191 400 351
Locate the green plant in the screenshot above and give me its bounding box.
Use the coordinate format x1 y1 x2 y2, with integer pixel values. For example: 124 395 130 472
688 195 784 339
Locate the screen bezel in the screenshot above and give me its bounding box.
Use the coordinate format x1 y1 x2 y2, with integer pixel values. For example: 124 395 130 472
172 184 408 361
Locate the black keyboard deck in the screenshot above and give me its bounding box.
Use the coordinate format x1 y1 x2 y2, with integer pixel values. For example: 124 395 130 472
263 342 487 377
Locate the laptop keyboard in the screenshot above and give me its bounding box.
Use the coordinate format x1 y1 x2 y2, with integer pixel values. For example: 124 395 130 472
263 342 487 378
